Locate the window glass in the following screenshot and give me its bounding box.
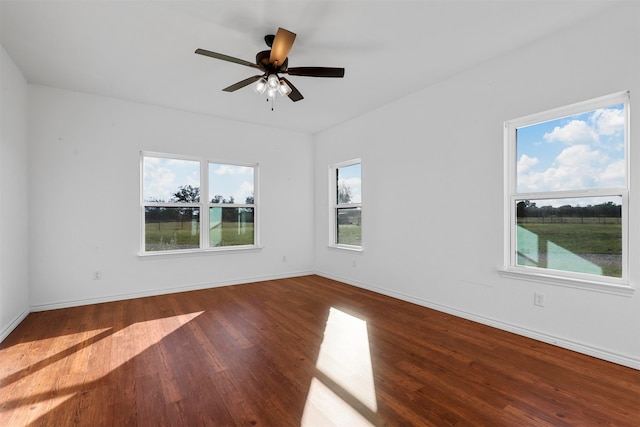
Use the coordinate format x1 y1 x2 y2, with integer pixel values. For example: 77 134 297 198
337 163 362 204
516 197 622 277
144 207 200 251
209 163 254 204
143 157 200 203
516 104 625 193
337 207 361 246
209 207 254 247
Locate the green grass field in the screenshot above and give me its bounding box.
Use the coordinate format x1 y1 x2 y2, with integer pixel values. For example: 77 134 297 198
145 221 254 251
146 218 618 276
337 224 361 246
517 219 621 277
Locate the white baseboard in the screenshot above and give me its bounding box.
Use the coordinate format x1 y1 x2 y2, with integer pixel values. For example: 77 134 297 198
0 307 30 343
30 270 314 312
314 271 640 370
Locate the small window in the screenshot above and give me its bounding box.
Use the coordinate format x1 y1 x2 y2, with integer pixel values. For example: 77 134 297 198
504 92 629 285
331 160 362 248
142 153 257 254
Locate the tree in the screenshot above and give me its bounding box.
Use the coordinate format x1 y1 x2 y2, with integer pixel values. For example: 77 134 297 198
211 194 235 204
338 181 351 204
171 185 200 225
171 185 200 203
517 201 527 218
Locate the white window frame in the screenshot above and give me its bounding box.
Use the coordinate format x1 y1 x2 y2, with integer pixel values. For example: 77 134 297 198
140 151 259 256
329 159 362 251
501 92 634 294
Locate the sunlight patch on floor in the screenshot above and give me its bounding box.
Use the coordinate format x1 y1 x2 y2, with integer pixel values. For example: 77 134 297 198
301 377 375 427
107 311 203 373
0 328 112 377
301 307 377 426
0 311 204 423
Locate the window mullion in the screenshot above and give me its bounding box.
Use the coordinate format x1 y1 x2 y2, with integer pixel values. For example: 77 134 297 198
201 159 209 249
515 188 627 200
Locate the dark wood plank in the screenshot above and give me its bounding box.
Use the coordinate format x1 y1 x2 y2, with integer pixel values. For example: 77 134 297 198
0 275 638 426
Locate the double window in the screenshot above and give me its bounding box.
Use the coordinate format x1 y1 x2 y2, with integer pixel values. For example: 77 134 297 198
331 160 362 249
504 92 629 288
141 153 257 254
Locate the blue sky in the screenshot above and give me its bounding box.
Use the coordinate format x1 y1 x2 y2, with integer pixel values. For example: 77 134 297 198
143 157 253 203
516 103 625 202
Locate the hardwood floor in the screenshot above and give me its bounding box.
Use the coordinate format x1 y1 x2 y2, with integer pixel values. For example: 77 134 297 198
1 275 638 426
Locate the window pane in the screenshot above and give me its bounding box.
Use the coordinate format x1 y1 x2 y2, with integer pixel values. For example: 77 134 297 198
516 103 625 193
143 157 200 203
516 197 622 277
337 207 361 246
209 163 254 204
144 207 200 251
209 207 254 247
337 163 361 204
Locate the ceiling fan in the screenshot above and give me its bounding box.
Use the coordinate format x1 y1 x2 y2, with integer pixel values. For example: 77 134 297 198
195 27 345 102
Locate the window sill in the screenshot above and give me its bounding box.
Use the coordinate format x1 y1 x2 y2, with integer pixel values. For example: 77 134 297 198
498 268 635 296
328 244 363 253
138 245 262 259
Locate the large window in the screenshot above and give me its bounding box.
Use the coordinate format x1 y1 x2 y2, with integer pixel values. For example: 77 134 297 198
142 153 257 254
504 92 629 287
331 160 362 248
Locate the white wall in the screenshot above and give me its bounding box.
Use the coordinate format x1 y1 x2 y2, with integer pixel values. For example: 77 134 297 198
314 3 640 368
0 45 30 340
6 3 640 369
28 85 314 309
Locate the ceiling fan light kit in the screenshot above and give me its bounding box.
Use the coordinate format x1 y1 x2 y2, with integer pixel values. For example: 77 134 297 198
196 27 344 109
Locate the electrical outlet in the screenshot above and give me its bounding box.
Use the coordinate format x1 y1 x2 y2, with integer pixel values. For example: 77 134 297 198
93 271 102 280
282 255 287 262
352 260 357 268
534 292 545 307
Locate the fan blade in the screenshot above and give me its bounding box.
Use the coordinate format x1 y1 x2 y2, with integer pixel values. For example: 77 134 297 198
269 28 296 66
287 67 345 78
195 49 260 69
281 77 304 102
222 75 263 92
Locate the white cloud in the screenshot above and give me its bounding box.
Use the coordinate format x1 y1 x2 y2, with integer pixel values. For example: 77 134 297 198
543 119 599 145
213 164 252 176
555 144 601 167
517 154 538 174
518 144 623 192
542 107 623 149
143 157 200 201
144 162 177 201
235 181 254 203
592 107 624 136
519 106 625 194
597 158 625 188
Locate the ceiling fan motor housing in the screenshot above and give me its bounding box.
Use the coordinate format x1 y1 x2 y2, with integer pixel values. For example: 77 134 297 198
264 34 275 47
256 50 288 72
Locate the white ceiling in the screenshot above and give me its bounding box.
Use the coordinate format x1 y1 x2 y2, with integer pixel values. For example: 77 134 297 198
0 0 621 134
